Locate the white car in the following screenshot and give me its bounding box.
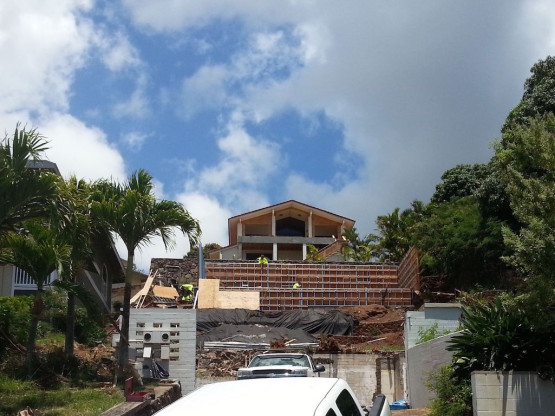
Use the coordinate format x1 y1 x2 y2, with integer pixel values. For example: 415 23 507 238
153 377 378 416
236 352 326 380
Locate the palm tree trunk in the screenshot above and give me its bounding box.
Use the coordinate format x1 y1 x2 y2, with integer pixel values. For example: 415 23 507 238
117 251 134 375
64 288 76 359
26 284 44 378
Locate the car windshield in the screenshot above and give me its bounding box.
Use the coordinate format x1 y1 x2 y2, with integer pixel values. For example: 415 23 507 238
249 355 311 368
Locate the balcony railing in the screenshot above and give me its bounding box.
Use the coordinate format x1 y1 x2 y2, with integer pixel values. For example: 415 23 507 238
13 267 57 291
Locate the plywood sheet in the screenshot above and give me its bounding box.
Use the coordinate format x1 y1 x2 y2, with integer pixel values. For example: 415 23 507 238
217 291 260 310
152 285 179 298
198 279 219 308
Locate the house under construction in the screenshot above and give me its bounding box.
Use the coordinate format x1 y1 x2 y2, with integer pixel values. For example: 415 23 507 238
147 200 421 311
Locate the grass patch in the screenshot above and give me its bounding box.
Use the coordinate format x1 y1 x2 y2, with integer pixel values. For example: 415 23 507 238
36 330 66 347
0 374 123 416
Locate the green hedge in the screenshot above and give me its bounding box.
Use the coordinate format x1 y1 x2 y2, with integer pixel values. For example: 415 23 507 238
0 296 33 351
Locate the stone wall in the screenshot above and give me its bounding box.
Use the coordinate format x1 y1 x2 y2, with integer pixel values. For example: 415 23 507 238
150 258 199 286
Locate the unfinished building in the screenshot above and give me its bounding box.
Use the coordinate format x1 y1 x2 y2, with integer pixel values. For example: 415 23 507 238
148 201 421 311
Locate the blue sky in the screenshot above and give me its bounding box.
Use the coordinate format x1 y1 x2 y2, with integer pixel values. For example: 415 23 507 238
2 0 555 272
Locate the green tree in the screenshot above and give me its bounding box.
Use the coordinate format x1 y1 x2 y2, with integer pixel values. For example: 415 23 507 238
503 56 555 131
341 227 377 262
412 196 506 289
426 365 472 416
431 164 489 204
185 242 221 259
93 169 201 373
54 177 113 360
448 297 555 382
0 124 59 235
495 114 555 280
373 201 424 262
0 222 70 376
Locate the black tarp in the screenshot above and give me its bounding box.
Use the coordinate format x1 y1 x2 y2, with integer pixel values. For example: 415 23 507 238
197 323 317 344
196 308 353 336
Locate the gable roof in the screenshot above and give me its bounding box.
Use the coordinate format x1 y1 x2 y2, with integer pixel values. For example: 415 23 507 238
228 200 355 226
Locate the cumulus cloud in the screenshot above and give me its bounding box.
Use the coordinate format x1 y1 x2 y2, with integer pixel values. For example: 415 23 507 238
185 120 282 209
39 113 127 181
176 192 231 246
7 0 555 273
97 30 141 72
0 0 93 114
113 74 151 119
0 1 128 184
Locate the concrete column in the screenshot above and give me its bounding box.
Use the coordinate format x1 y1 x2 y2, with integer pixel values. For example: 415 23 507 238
308 211 313 237
271 210 276 236
237 220 242 237
273 243 277 261
302 244 307 260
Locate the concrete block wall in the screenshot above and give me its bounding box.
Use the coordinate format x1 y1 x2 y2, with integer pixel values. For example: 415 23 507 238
129 309 196 395
404 304 461 350
406 332 458 408
472 371 555 416
314 352 404 407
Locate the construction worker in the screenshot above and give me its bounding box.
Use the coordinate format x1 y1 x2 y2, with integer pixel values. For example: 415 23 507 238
257 254 268 265
180 283 194 302
293 282 301 289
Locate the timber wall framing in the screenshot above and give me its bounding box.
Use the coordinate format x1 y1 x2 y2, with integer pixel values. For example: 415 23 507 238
397 247 421 291
205 261 413 310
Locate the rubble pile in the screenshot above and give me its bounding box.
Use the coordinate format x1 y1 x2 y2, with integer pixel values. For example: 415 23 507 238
196 350 254 378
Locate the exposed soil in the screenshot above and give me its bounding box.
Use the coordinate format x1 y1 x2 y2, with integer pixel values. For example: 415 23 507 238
334 305 406 352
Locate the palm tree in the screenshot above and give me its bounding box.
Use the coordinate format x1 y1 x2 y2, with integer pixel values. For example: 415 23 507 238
92 169 201 374
374 200 425 262
0 124 60 236
341 227 379 262
0 222 70 377
53 177 99 360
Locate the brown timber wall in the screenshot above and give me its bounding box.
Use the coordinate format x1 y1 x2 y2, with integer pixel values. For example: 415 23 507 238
205 261 413 310
397 247 421 291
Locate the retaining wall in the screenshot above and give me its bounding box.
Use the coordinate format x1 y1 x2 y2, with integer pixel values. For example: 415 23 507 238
472 371 555 416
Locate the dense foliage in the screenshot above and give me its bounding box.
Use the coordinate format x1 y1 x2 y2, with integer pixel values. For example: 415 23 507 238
495 114 555 280
426 365 472 416
0 296 33 353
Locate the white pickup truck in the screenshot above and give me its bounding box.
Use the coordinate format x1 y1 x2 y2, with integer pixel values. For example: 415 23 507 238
236 352 326 380
153 377 391 416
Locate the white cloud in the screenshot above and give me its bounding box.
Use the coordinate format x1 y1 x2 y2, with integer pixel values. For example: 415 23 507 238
39 113 127 182
0 0 94 114
97 31 140 72
121 0 304 32
113 74 151 119
121 131 150 152
189 121 282 206
176 192 231 247
181 65 229 118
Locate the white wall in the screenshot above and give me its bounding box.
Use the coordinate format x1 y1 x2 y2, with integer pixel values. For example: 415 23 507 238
472 371 555 416
129 309 196 394
406 332 459 408
404 303 462 350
